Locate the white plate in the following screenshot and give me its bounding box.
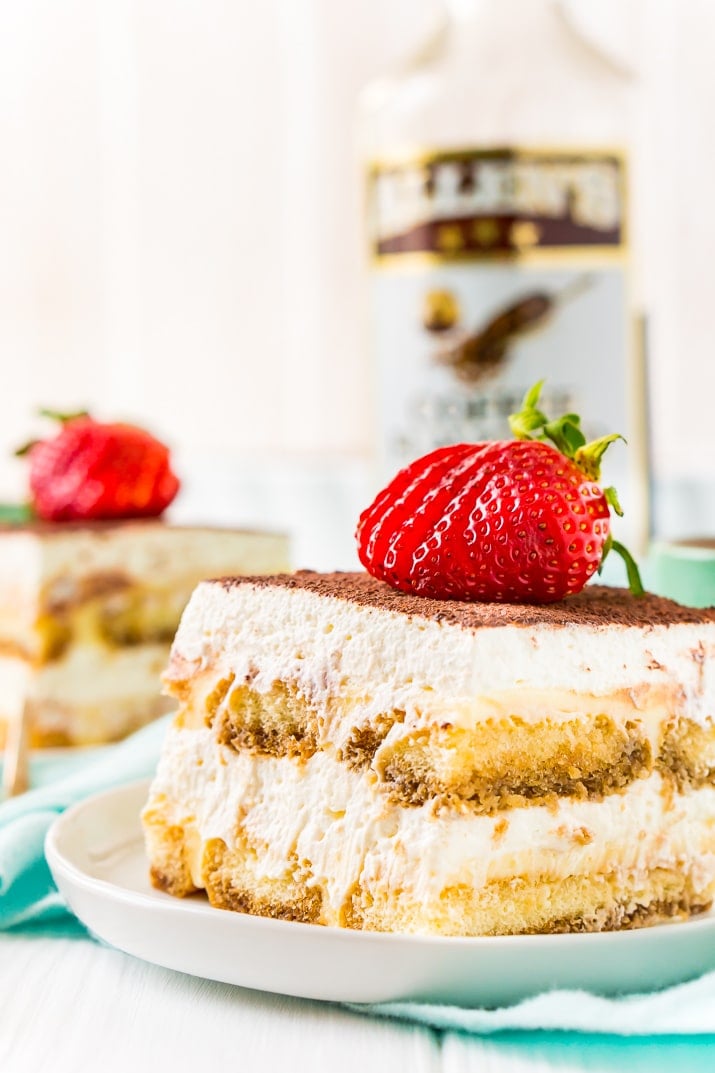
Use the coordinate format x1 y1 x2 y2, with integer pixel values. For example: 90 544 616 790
46 780 715 1008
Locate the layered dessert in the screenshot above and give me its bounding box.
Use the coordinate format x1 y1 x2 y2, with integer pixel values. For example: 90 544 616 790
0 523 289 747
0 409 289 752
143 572 715 935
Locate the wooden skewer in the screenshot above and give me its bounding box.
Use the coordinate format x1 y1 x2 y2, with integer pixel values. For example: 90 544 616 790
3 703 30 798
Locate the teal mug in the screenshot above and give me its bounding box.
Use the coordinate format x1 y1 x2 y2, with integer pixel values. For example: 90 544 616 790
648 540 715 608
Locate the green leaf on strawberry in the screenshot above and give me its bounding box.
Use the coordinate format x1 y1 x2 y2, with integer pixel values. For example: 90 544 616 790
38 407 90 424
509 380 642 596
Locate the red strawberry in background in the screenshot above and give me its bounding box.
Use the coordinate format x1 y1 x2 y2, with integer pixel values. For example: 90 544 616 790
356 381 642 604
19 410 180 522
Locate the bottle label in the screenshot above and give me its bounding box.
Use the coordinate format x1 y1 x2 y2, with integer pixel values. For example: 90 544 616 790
369 147 626 259
367 146 636 537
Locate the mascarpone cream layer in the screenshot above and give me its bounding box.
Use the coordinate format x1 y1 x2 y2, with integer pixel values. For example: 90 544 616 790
0 643 172 741
168 581 715 744
0 526 290 649
0 639 166 707
147 724 715 919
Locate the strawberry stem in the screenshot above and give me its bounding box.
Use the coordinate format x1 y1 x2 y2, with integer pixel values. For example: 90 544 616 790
611 540 644 596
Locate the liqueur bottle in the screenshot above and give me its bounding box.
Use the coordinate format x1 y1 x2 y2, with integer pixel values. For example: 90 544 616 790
361 0 645 548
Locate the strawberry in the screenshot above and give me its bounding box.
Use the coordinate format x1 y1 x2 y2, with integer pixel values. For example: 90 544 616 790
20 410 180 522
356 382 642 604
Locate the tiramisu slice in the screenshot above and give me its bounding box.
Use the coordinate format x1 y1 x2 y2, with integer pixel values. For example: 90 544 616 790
143 572 715 935
0 410 290 754
0 523 289 748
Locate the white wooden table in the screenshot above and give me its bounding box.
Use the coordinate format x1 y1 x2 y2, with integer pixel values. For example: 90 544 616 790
0 933 455 1072
4 931 714 1073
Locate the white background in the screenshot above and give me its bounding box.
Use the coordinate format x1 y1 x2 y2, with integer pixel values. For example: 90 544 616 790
0 0 713 553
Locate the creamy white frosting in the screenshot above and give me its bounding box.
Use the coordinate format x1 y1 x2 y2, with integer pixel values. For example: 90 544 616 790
169 580 715 742
0 643 171 740
29 641 167 705
147 723 715 920
0 525 290 650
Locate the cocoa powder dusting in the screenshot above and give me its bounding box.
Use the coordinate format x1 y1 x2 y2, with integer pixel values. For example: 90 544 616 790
213 571 715 630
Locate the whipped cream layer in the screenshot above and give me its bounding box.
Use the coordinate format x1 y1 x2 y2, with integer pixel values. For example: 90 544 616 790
0 524 290 652
0 643 171 742
147 722 715 921
167 577 715 752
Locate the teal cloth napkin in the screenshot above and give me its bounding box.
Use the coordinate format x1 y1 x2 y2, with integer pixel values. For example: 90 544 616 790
0 715 170 931
2 715 715 1040
354 973 715 1034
